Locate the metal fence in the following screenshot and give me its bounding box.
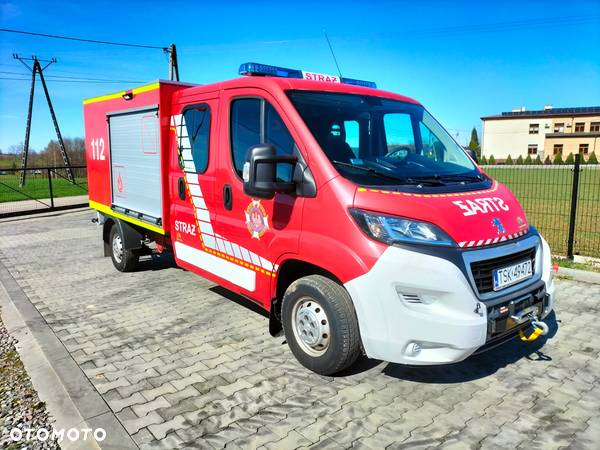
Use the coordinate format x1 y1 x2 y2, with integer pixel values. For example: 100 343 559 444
0 165 88 218
483 154 600 258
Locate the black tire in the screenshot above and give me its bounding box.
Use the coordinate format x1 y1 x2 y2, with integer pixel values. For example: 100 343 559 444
109 225 139 272
281 275 361 375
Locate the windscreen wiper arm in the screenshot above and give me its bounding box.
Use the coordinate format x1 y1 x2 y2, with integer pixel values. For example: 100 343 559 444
332 161 444 186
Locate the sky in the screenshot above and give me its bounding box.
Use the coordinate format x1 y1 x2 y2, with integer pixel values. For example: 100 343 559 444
1 0 599 151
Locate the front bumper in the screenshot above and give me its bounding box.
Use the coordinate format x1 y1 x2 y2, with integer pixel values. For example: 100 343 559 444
344 235 555 365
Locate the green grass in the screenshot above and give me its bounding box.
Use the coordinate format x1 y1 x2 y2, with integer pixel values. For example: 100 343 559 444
552 257 600 273
0 173 88 203
484 167 600 258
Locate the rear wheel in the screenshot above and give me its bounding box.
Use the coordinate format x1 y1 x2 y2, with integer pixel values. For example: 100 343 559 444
282 275 361 375
109 225 139 272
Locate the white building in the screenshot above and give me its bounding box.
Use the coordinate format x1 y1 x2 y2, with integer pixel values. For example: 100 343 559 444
481 105 600 161
481 107 552 160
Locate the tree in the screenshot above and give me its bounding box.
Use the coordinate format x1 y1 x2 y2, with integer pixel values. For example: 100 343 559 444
11 160 17 170
488 154 496 164
524 154 533 165
467 127 481 157
516 155 524 165
565 153 575 165
544 155 552 165
553 153 564 165
587 152 598 164
479 155 488 165
505 155 513 165
534 155 542 165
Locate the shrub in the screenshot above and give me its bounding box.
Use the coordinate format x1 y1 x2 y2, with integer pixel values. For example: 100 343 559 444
516 155 524 165
488 155 496 164
524 154 533 165
544 155 552 165
553 153 564 165
533 155 542 165
565 153 575 165
505 155 513 165
479 155 488 165
587 152 598 164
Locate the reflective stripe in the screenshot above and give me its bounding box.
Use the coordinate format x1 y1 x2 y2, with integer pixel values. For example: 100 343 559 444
89 200 165 235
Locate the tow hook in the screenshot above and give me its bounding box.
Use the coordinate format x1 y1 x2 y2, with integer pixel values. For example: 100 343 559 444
518 314 549 342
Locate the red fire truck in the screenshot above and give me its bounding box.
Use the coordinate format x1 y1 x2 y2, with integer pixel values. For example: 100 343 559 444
84 63 554 375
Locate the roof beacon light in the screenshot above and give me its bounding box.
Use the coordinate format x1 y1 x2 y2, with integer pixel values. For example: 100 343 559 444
239 62 376 89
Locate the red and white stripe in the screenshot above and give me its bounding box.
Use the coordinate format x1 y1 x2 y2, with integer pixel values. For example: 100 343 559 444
458 229 528 249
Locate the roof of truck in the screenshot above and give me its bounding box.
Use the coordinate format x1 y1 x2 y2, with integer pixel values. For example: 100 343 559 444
83 76 420 107
177 75 421 105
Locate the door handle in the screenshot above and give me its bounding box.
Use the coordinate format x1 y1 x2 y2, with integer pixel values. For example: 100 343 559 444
223 184 232 210
178 177 186 201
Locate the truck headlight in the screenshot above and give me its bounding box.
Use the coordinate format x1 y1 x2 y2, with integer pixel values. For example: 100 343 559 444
349 208 455 247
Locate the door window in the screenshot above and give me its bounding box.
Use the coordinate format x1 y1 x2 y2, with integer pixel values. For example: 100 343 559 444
231 98 261 175
231 98 297 182
182 105 211 173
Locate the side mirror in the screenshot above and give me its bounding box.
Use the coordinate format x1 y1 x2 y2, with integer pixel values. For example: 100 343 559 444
466 149 478 163
243 144 297 199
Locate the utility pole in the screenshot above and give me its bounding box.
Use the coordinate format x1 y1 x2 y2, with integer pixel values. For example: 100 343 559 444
167 44 179 81
13 54 74 186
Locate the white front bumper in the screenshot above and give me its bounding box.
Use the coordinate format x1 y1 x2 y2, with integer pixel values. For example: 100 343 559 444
344 237 555 365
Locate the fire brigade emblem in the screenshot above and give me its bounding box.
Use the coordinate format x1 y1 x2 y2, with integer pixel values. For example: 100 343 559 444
117 174 124 193
492 217 505 235
245 200 269 239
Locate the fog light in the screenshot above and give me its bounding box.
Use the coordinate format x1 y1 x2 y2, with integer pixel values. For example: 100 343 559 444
406 342 421 356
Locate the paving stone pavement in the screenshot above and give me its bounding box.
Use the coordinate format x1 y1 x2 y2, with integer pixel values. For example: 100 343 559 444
0 209 599 450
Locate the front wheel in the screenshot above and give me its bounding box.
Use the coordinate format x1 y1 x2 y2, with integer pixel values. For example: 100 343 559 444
282 275 361 375
109 225 139 272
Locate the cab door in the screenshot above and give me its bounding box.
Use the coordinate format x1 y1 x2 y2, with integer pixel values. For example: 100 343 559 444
213 88 305 306
169 97 221 279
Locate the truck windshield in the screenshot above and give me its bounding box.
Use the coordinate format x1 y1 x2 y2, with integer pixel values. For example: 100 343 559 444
287 91 481 187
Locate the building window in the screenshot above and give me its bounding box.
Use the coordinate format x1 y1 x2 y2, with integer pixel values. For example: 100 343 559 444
553 144 563 155
579 144 589 154
574 122 585 132
529 123 539 134
591 122 600 132
554 123 564 133
528 144 538 155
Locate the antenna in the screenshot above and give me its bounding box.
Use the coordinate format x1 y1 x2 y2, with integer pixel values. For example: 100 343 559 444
323 30 342 78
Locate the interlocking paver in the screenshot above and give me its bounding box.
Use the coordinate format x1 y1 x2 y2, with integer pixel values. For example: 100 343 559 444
1 210 599 449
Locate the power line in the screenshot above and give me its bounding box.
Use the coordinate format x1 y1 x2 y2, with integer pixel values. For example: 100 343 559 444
0 70 144 83
0 28 168 50
0 77 145 84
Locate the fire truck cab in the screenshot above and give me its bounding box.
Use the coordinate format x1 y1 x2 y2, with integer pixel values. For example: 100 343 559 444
84 63 555 375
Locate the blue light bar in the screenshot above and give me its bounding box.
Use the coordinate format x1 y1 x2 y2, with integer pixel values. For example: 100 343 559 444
238 62 376 88
239 62 302 79
339 77 377 89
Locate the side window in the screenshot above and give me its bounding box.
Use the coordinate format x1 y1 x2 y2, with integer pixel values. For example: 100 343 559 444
344 120 360 157
383 113 415 158
264 103 295 182
231 98 298 182
231 98 261 175
419 122 445 162
182 106 210 172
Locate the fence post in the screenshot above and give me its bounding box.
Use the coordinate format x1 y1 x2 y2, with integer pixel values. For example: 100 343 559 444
47 168 55 209
566 154 581 260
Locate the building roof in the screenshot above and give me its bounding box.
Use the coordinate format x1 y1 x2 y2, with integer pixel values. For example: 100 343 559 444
481 106 600 120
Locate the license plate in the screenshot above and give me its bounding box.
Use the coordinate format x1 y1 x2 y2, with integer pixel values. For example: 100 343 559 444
493 259 532 291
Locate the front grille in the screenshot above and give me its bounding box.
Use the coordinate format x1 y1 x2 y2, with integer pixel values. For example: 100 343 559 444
470 247 536 294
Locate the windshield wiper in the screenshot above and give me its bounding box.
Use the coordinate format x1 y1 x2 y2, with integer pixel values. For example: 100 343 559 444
332 161 445 186
435 174 484 183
